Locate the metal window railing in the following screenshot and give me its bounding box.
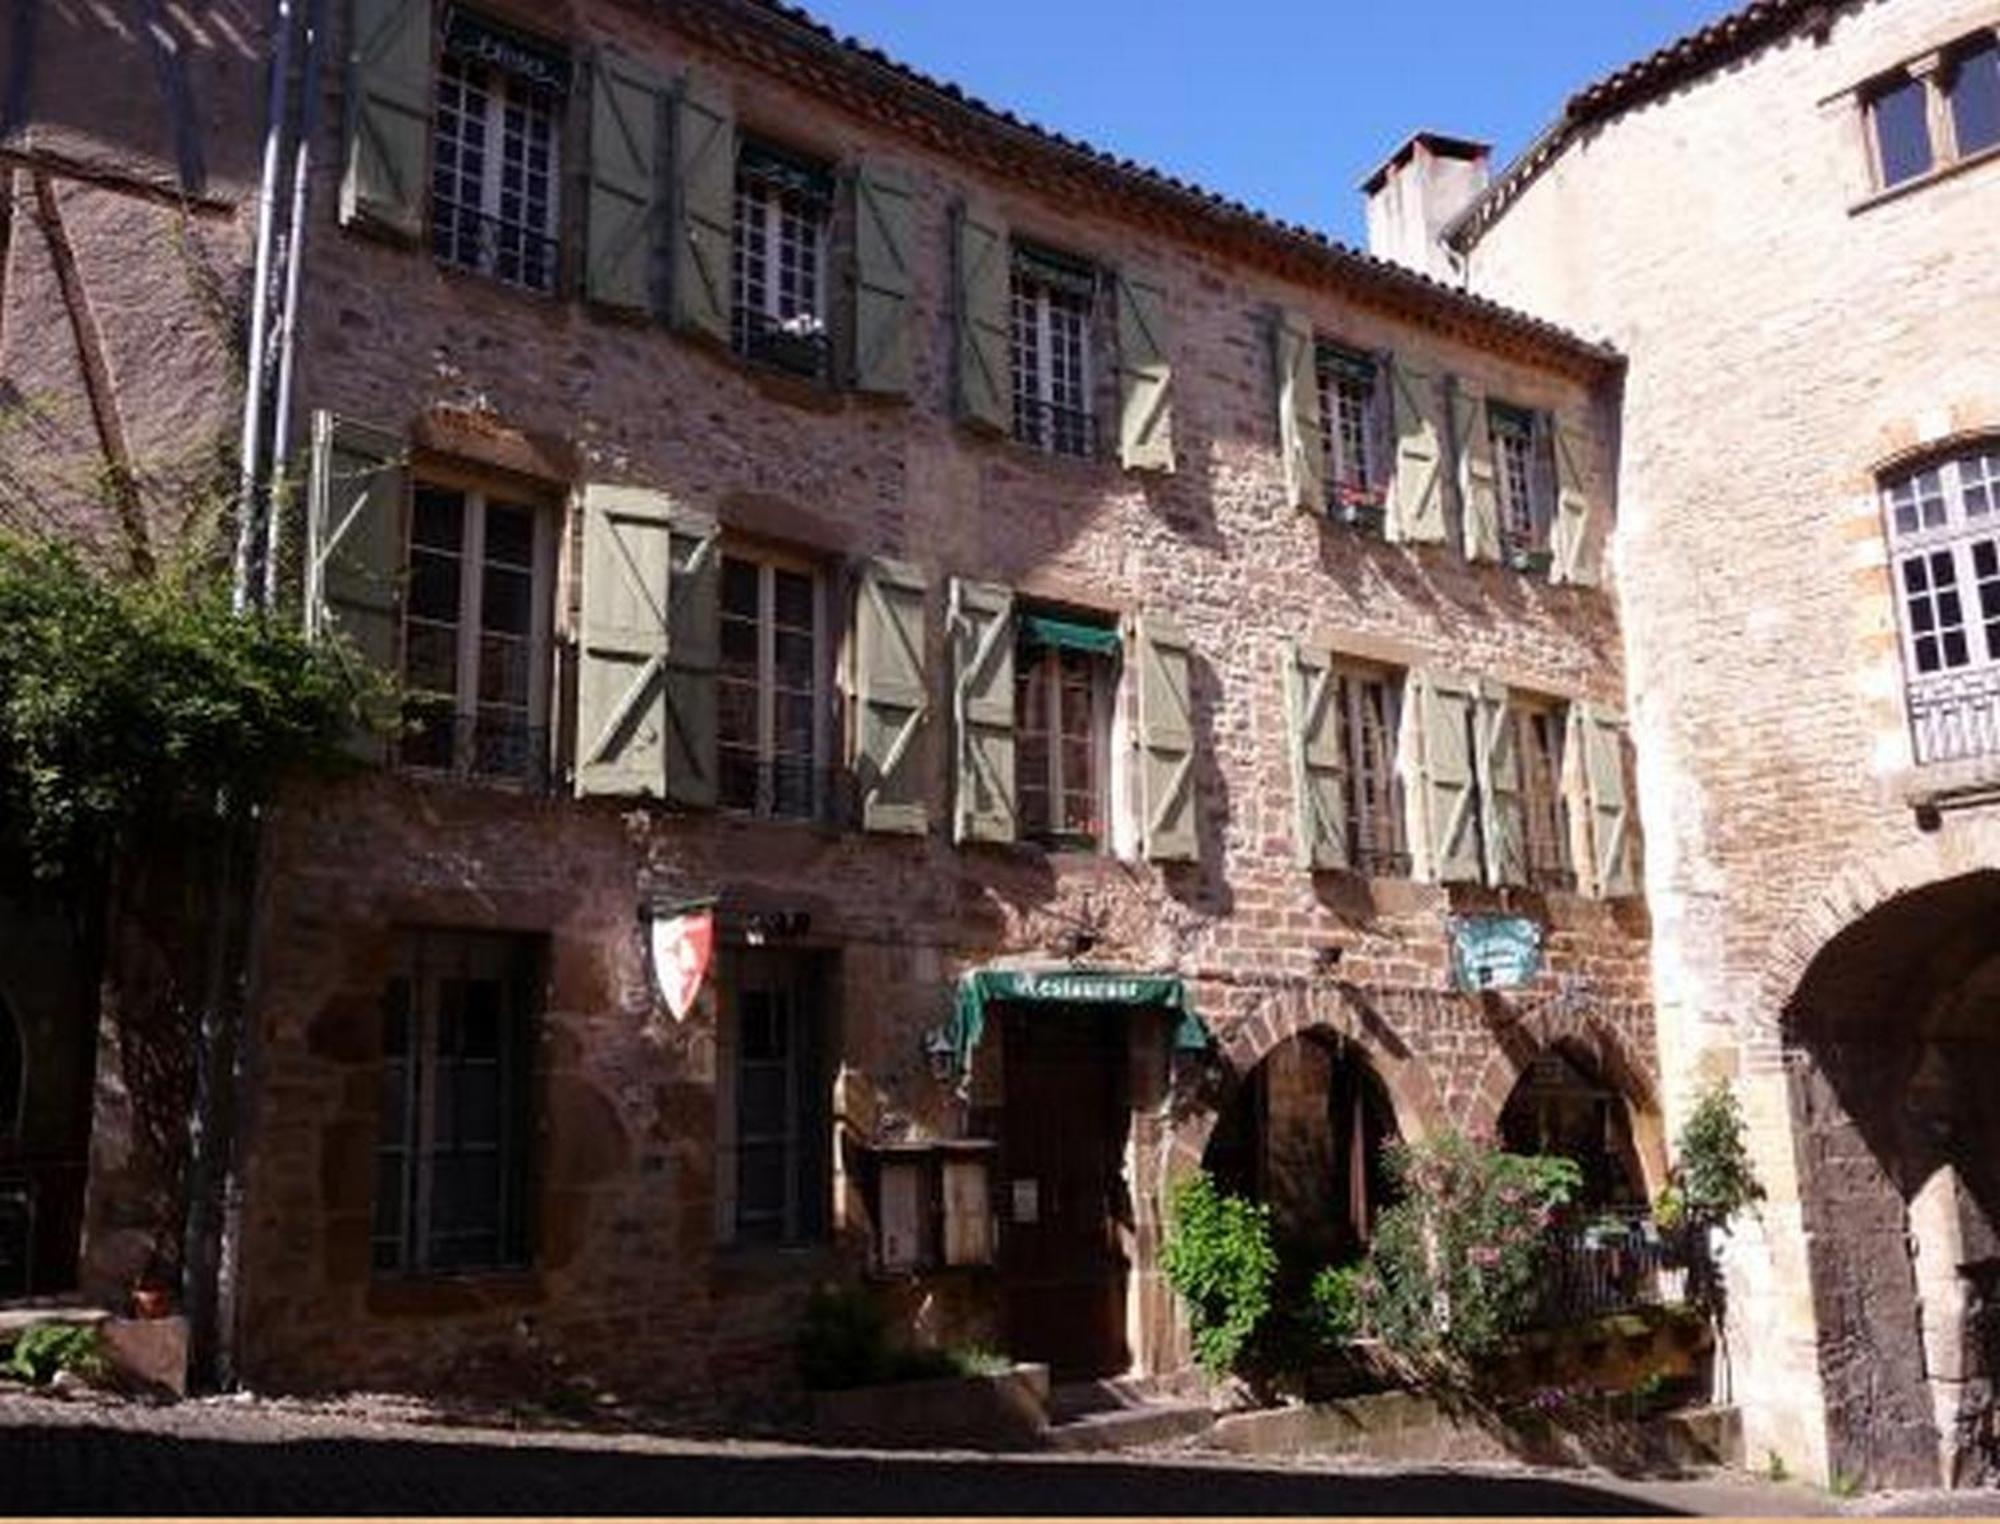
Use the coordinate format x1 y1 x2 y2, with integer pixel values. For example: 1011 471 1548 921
432 201 560 294
1013 397 1097 459
1528 1215 1699 1329
718 757 857 828
733 307 831 380
1907 664 2000 764
398 710 553 793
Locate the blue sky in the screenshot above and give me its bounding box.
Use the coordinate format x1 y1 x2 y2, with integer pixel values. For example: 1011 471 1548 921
795 0 1741 245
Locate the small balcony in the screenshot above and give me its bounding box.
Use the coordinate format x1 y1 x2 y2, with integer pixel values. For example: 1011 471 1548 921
1907 665 2000 765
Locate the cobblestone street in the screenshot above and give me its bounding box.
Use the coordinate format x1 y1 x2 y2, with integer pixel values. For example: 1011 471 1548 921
0 1391 1913 1516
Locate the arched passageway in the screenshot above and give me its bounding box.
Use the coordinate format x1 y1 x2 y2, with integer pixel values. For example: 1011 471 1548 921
0 997 19 1138
1203 1030 1401 1270
1498 1041 1648 1214
1783 868 2000 1489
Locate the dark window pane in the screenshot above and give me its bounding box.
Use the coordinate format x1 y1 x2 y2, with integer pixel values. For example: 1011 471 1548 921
739 1067 789 1134
1945 629 1971 666
1874 76 1934 185
723 557 760 618
481 565 532 635
1952 41 2000 157
413 488 466 552
773 568 814 628
409 549 462 624
484 503 535 567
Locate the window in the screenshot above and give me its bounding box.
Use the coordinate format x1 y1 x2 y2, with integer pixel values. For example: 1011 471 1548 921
401 483 554 785
731 141 833 378
1860 30 2000 196
1514 701 1575 891
1883 446 2000 763
1949 37 2000 159
1871 75 1935 187
725 950 828 1245
1334 666 1408 876
1011 246 1097 457
1490 401 1555 562
1316 346 1387 520
1015 613 1119 848
373 930 537 1275
718 552 828 821
430 17 563 294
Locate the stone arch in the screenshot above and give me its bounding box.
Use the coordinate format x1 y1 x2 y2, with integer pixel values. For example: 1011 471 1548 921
1462 1002 1666 1197
1751 816 2000 1038
1219 979 1448 1145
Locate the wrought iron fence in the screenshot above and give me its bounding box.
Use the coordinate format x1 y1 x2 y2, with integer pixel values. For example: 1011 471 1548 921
1907 665 2000 764
1013 397 1097 460
398 711 553 793
1529 1215 1699 1329
718 756 857 828
733 308 831 380
432 203 560 295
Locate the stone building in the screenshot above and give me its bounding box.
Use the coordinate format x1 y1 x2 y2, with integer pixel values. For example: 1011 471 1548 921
2 0 1652 1413
1424 0 2000 1491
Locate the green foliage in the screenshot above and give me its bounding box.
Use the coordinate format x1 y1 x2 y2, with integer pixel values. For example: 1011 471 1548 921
1672 1081 1764 1231
1766 1448 1790 1483
795 1285 1010 1391
1830 1469 1862 1499
0 534 381 890
1350 1133 1581 1363
1161 1171 1278 1377
2 1321 107 1385
1304 1263 1368 1352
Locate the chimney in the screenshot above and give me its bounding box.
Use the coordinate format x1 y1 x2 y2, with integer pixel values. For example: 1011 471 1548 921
1361 132 1491 283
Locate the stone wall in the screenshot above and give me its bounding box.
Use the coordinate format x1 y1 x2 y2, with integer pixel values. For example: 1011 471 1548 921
1462 0 2000 1486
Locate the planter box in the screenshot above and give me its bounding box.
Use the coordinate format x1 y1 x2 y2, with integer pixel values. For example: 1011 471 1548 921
810 1361 1050 1450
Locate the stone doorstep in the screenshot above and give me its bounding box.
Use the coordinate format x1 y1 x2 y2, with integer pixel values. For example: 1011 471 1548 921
0 1308 189 1397
1043 1399 1217 1453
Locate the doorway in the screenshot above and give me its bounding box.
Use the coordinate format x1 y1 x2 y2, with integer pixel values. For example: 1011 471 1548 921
998 1002 1130 1380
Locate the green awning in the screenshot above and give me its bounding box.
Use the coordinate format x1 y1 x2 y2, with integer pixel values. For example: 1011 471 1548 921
946 968 1212 1078
1020 614 1122 656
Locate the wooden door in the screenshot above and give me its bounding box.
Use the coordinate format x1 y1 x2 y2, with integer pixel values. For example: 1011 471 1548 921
999 1003 1130 1379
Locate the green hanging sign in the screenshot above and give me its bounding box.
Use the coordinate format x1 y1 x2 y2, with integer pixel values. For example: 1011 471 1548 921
945 967 1211 1077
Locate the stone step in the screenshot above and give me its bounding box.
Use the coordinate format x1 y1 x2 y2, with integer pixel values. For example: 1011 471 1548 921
1659 1403 1743 1468
1045 1399 1216 1452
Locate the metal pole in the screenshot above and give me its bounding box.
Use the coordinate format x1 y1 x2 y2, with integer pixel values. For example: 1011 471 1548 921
262 0 325 611
232 0 296 613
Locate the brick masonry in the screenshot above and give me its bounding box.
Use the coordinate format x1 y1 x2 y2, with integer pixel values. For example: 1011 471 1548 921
1463 0 2000 1489
1 0 1659 1415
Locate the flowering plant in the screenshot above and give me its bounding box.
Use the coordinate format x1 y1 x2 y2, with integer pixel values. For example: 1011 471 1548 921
1349 1132 1580 1362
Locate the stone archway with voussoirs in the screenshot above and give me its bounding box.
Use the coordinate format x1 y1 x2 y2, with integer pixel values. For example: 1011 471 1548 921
1168 978 1450 1186
1461 999 1668 1198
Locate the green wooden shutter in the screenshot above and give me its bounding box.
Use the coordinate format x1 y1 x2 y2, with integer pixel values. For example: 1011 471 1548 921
1274 308 1321 512
1454 381 1501 563
576 485 672 797
853 557 929 834
1575 702 1636 897
575 487 718 802
1550 418 1602 586
669 73 734 343
1136 613 1198 863
1114 268 1174 472
339 0 432 240
952 201 1011 434
1386 359 1447 544
305 409 405 677
1284 642 1348 871
1400 668 1480 883
852 160 915 396
1473 680 1526 887
950 578 1015 843
586 49 664 316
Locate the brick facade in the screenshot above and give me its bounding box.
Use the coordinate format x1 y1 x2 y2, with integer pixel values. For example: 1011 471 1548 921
4 0 1656 1416
1460 0 2000 1488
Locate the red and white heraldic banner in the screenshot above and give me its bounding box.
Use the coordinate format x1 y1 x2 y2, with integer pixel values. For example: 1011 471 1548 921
650 908 716 1023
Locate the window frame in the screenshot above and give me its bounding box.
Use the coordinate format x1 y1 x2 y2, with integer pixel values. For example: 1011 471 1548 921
1853 27 2000 201
1009 245 1099 459
1512 697 1576 892
1488 400 1556 563
372 929 538 1279
1316 344 1390 521
730 138 835 380
1014 618 1119 852
398 474 558 789
429 35 565 296
1332 661 1409 877
718 948 830 1248
716 545 833 823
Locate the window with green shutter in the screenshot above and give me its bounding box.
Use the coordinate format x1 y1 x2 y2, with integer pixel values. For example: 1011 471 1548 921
1015 606 1119 851
731 138 835 379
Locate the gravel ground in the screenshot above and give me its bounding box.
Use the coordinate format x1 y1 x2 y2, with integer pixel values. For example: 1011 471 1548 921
0 1387 1980 1516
